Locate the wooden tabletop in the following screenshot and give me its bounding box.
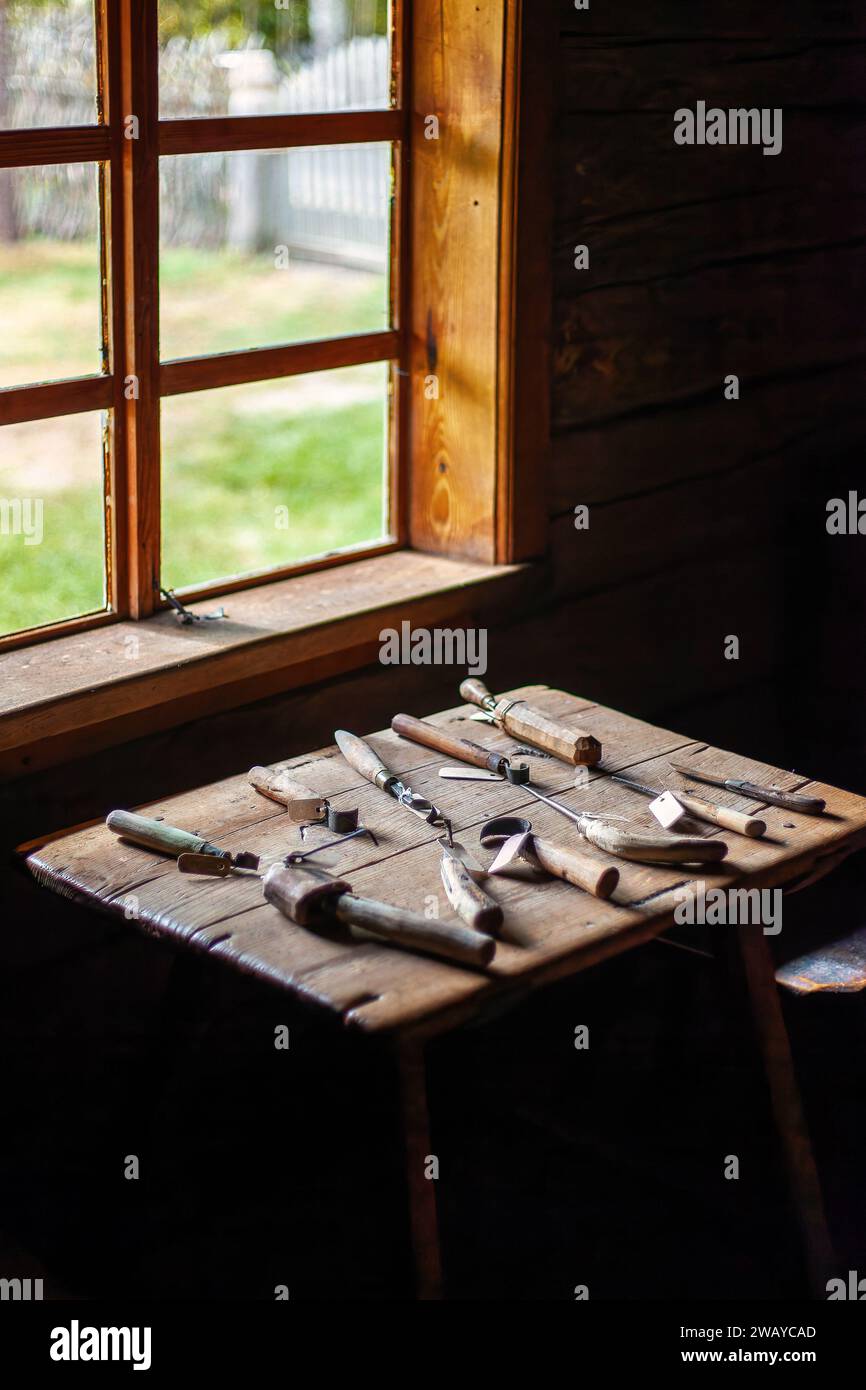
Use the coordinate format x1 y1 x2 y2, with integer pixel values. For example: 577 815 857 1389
24 686 866 1039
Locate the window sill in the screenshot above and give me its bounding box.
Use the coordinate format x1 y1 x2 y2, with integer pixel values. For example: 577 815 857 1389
0 551 530 778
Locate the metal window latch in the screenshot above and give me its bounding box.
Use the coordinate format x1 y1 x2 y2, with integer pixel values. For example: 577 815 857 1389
160 588 227 625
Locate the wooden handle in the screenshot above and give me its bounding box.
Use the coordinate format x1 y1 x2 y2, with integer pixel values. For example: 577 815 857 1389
248 766 324 811
737 781 826 815
502 702 601 766
530 836 619 899
106 810 218 859
331 894 496 967
677 792 766 838
392 713 496 772
440 853 503 933
459 680 602 766
334 729 390 785
459 678 494 711
579 818 729 865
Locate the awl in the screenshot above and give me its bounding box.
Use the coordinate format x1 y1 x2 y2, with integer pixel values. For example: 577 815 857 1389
669 762 826 816
391 713 728 866
611 773 767 838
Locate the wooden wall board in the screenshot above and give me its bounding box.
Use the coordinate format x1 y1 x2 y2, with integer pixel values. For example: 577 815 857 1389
548 359 866 514
557 0 866 40
25 687 866 1039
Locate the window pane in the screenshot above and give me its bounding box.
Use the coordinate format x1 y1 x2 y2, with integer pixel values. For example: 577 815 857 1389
0 163 104 388
158 1 392 119
0 412 107 637
1 0 98 129
160 362 389 591
159 144 390 360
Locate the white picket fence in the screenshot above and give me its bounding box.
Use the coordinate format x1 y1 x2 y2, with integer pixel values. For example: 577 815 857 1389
4 8 389 270
259 36 391 269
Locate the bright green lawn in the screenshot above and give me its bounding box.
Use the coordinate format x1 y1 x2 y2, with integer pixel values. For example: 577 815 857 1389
0 242 388 636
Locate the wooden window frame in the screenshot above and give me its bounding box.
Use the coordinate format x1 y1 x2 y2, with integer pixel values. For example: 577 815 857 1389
0 0 552 679
0 0 410 648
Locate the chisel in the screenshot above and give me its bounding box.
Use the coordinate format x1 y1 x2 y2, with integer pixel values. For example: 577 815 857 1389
391 713 728 866
611 772 767 838
668 761 826 816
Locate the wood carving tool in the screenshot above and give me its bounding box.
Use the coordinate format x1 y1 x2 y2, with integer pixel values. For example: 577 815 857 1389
668 761 826 816
248 765 360 833
106 810 260 874
334 728 503 931
439 839 503 934
334 729 455 843
262 863 495 968
391 713 727 866
392 712 531 783
479 816 618 898
611 772 767 838
458 679 602 765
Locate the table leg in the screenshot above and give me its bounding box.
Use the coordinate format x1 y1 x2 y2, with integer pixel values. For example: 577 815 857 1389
736 925 836 1296
397 1037 443 1300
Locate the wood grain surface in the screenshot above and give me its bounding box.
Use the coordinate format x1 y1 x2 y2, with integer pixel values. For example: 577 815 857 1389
25 686 866 1038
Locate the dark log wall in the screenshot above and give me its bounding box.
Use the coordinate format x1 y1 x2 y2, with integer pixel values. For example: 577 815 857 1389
544 0 866 787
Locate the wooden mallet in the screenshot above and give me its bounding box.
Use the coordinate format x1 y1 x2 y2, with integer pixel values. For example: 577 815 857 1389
263 863 496 968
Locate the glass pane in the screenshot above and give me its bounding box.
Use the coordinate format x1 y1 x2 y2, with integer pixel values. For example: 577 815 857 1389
1 0 98 129
0 412 107 637
159 143 390 359
0 162 104 387
159 1 392 119
161 361 389 591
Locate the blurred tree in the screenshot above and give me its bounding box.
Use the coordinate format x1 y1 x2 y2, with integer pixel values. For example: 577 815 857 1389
158 1 388 53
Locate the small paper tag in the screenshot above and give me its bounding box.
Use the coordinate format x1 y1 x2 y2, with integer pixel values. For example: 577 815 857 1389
287 797 327 822
649 790 686 829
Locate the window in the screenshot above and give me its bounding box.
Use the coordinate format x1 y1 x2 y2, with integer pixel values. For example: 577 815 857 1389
0 0 404 643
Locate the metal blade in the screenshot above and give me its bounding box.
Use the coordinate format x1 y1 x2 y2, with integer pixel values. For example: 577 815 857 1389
440 838 487 879
438 767 504 782
668 761 727 790
612 773 659 799
487 832 534 875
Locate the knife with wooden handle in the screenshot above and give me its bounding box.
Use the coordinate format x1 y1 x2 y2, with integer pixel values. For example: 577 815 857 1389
459 679 602 766
669 761 826 815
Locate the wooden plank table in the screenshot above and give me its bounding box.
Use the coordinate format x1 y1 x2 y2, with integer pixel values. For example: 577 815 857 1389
24 686 866 1298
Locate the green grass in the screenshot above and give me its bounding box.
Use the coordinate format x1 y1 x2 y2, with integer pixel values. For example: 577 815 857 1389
0 486 105 637
161 384 387 590
0 242 389 634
